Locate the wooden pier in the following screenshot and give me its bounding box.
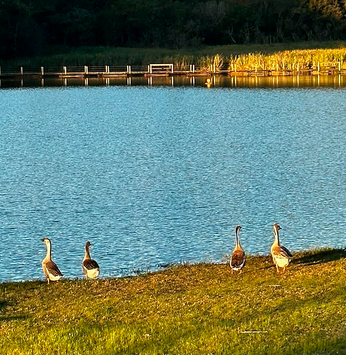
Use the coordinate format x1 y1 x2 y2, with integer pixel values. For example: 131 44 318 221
1 62 345 79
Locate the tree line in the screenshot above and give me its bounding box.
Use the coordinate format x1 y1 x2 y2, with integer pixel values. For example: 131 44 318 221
1 0 346 60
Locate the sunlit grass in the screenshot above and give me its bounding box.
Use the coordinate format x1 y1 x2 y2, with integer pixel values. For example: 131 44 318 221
0 248 346 354
229 48 346 71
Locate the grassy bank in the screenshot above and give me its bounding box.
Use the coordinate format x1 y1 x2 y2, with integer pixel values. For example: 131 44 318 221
3 41 346 70
1 248 346 354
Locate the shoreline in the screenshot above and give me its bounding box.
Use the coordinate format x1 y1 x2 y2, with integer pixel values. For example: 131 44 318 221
0 248 344 285
0 247 343 285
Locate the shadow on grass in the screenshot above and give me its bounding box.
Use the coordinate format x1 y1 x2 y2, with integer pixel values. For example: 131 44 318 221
293 248 346 266
0 300 8 310
0 299 29 322
0 314 29 322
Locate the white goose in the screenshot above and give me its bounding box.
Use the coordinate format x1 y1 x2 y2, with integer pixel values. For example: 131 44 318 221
82 241 100 279
41 238 63 283
270 223 293 273
230 225 246 273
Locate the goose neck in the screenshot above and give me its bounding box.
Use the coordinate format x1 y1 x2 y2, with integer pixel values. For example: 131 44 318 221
235 228 241 247
44 241 52 261
84 244 91 260
273 227 280 245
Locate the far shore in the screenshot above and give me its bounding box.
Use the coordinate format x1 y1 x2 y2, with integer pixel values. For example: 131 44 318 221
2 42 346 76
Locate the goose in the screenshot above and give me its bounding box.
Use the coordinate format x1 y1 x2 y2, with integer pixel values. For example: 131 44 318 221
271 223 293 273
41 238 63 284
230 225 246 273
82 241 100 279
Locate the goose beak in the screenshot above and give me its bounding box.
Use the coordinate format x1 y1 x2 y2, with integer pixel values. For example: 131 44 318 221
41 238 45 242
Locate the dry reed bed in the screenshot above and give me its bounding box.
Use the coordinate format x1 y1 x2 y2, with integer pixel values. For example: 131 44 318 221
189 49 346 72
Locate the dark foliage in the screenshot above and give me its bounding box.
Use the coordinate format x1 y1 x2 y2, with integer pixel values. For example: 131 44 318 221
1 0 346 59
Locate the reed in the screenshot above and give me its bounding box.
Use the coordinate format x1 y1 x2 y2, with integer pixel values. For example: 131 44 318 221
228 48 346 71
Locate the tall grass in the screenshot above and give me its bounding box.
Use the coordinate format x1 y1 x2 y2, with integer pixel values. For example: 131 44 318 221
0 249 346 354
229 48 346 71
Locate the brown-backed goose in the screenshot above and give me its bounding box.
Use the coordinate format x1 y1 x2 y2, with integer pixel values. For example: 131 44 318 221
82 241 100 279
271 223 293 273
230 225 246 273
41 238 63 283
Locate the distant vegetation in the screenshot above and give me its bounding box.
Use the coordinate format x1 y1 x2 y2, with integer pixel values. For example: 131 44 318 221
1 248 346 354
3 44 346 74
1 0 346 60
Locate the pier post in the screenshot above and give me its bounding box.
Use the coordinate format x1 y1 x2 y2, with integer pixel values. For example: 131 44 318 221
338 61 341 73
105 65 110 74
171 64 174 74
63 66 67 75
84 66 88 75
297 62 299 74
41 67 44 76
148 65 151 74
20 67 23 75
127 65 132 75
317 62 320 74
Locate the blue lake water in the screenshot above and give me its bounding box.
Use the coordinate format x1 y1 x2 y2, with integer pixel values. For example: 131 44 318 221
0 85 346 282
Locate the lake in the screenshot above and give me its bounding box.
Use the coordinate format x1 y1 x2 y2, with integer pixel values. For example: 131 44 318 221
0 79 346 282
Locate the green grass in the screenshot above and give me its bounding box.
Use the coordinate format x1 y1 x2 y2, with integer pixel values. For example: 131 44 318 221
3 40 346 68
1 248 346 354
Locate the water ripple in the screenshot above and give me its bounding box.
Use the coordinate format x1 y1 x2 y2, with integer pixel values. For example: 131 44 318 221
0 87 346 282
